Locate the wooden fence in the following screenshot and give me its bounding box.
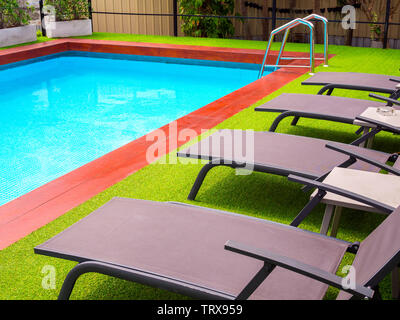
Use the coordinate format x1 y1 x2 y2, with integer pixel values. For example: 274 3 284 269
91 0 174 36
90 0 400 47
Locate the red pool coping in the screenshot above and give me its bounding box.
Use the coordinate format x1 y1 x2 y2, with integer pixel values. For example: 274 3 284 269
0 39 332 250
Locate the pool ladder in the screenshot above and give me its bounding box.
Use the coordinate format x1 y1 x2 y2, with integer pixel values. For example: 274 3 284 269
258 14 329 78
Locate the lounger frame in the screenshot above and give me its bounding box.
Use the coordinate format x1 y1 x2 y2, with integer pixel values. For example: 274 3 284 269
302 78 400 97
37 180 400 300
257 109 355 133
179 128 398 201
56 260 234 300
183 158 320 201
256 90 400 134
36 195 388 300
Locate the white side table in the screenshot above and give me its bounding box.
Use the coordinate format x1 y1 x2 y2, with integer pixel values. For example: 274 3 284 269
353 107 400 148
311 167 400 235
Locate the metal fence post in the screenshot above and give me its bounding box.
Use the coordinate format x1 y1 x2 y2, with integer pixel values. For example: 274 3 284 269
272 0 277 31
88 0 93 20
383 0 391 49
173 0 178 37
88 0 93 32
39 0 46 37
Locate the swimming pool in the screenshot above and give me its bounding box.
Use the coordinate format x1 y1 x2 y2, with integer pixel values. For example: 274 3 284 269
0 51 269 206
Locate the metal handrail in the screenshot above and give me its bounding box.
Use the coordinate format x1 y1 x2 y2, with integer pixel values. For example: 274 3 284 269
258 18 315 78
258 14 329 79
303 14 329 66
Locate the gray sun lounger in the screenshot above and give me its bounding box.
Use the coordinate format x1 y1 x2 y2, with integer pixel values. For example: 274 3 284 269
302 72 400 98
34 196 400 300
177 129 398 201
255 92 400 134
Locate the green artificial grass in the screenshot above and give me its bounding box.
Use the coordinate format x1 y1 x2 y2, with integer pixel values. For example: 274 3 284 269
0 33 400 300
75 32 312 51
0 36 52 50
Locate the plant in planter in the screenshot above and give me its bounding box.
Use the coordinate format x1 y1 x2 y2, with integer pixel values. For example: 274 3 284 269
43 0 92 38
360 0 400 48
369 12 382 47
0 0 36 47
179 0 237 38
0 0 33 29
44 0 89 21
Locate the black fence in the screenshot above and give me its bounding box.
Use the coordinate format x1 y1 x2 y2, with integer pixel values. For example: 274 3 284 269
37 0 400 49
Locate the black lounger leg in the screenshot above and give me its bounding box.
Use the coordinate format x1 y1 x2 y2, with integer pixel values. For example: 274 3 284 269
290 190 327 227
372 286 382 300
269 111 297 132
392 267 400 300
59 261 160 300
317 85 335 96
236 262 276 300
188 161 221 200
291 116 300 126
58 262 96 300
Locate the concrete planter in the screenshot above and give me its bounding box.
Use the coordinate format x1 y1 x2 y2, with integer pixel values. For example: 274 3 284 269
45 19 92 38
0 25 37 48
371 40 383 49
389 39 400 49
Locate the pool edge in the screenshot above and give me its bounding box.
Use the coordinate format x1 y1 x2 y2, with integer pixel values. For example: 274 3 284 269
0 39 331 250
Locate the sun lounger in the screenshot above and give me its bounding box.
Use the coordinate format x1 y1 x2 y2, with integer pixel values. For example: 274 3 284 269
34 195 400 300
302 72 400 97
290 145 400 299
177 130 397 201
255 93 400 135
288 170 400 299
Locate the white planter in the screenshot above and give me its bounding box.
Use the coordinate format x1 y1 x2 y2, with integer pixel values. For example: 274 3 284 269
45 19 92 38
0 25 37 48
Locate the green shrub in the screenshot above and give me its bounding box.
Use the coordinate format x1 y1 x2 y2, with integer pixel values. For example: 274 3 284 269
0 0 33 29
179 0 236 38
44 0 89 21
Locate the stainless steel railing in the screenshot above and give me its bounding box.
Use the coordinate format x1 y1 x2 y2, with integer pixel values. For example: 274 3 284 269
303 14 329 67
258 14 328 78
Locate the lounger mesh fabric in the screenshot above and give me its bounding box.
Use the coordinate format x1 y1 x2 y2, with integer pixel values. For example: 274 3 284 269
178 130 391 177
302 72 400 93
337 206 400 300
255 93 386 122
35 198 350 300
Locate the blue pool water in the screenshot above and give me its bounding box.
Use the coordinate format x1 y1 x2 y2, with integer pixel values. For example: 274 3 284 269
0 52 266 205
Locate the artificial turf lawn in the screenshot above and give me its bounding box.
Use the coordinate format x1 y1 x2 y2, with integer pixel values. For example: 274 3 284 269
0 33 400 300
0 36 52 50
